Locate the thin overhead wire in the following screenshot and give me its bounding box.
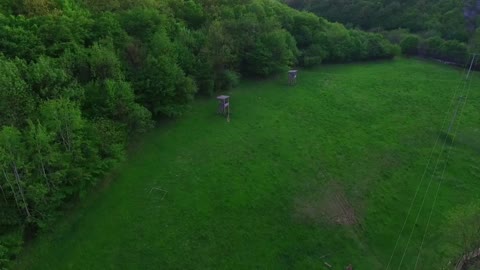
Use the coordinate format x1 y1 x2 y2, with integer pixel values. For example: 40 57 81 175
385 57 471 270
396 55 476 269
413 56 478 270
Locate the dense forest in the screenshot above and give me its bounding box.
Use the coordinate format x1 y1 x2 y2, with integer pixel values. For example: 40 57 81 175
285 0 480 41
0 0 398 267
286 0 480 64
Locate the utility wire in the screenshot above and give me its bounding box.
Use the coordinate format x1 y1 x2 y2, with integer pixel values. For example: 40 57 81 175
396 55 476 269
413 55 478 269
385 57 470 270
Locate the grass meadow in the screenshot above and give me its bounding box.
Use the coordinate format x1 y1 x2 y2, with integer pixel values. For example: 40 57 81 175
16 58 480 269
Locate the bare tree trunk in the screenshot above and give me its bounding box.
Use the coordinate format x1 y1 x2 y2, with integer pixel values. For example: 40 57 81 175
61 120 72 152
12 163 31 218
59 131 69 152
39 155 53 190
65 127 71 152
3 169 20 211
0 182 7 204
34 137 52 189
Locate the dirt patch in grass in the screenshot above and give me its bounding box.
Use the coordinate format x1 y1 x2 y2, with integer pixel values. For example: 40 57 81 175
294 182 358 226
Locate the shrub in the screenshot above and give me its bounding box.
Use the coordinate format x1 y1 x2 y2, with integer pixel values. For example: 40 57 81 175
440 40 468 64
0 230 23 269
221 70 240 90
422 36 444 58
400 35 420 55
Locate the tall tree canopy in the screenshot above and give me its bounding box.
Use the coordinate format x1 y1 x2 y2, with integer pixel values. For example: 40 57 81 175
286 0 477 42
286 0 479 63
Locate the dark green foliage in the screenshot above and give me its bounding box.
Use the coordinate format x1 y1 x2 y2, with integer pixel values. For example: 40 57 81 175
440 40 469 63
120 8 167 42
87 118 126 166
0 58 35 127
286 15 396 65
0 230 22 269
244 29 297 76
0 16 45 61
0 0 398 266
26 56 74 99
130 30 198 117
286 0 470 42
167 0 205 28
84 80 153 134
87 41 124 81
400 36 420 55
366 33 398 59
393 32 469 64
301 44 326 67
33 14 94 57
422 37 445 58
91 12 129 48
222 70 241 89
287 0 477 64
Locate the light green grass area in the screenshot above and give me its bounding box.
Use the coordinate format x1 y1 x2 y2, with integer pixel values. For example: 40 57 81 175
15 59 480 269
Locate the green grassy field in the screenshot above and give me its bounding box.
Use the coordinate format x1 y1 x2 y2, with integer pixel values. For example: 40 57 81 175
15 58 480 269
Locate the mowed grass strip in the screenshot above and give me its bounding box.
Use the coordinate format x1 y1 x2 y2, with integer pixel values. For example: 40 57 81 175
15 58 480 269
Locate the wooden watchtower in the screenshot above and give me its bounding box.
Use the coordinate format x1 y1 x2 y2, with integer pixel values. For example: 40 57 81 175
217 95 230 116
288 70 298 85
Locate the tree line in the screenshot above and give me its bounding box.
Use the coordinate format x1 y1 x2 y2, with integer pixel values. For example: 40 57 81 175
0 0 397 266
286 0 480 65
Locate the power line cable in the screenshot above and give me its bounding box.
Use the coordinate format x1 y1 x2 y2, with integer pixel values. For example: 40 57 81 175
413 55 478 269
396 55 477 269
385 57 470 270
